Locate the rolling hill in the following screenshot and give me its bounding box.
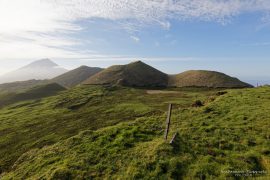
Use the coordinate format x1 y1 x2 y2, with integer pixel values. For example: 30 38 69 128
84 61 168 87
84 61 252 88
0 86 269 179
169 70 253 88
0 60 252 89
0 59 67 84
50 66 103 88
0 83 66 108
0 79 48 94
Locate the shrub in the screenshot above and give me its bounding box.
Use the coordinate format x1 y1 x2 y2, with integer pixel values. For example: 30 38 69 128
192 100 204 107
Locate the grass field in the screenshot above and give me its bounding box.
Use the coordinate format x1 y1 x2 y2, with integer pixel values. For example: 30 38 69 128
0 85 269 179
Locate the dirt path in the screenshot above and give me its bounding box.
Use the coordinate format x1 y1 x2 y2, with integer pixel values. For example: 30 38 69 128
146 90 181 94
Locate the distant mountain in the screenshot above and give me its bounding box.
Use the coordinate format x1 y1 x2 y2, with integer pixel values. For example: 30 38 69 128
0 60 253 89
0 65 102 93
83 61 168 87
168 70 253 88
0 83 66 108
0 59 67 84
51 66 103 88
0 79 48 94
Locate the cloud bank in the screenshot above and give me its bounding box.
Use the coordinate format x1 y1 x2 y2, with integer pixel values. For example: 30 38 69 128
1 0 270 60
44 0 270 29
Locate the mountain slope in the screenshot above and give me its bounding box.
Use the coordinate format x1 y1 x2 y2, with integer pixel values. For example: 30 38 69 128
51 66 103 88
84 61 168 87
169 70 253 88
0 80 48 94
0 59 67 84
1 86 269 179
0 83 66 107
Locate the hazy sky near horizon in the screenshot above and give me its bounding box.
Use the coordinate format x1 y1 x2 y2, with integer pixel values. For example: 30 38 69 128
1 0 270 82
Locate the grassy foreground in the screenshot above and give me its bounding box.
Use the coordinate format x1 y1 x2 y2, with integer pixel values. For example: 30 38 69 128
0 85 269 179
0 85 213 174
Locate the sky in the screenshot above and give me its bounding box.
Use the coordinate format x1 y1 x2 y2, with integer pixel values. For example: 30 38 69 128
1 0 270 85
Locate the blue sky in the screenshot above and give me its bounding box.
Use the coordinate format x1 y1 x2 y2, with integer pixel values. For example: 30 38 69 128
1 0 270 84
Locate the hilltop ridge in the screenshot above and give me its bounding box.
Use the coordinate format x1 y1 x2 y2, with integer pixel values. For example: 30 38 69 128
51 66 103 88
21 59 58 68
0 60 253 89
84 61 252 88
168 70 253 88
84 61 168 87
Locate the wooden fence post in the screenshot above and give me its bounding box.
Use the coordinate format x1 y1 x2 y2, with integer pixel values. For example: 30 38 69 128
164 104 172 140
170 132 178 144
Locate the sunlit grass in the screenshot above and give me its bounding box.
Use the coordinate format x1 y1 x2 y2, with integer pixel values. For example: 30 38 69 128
0 85 269 179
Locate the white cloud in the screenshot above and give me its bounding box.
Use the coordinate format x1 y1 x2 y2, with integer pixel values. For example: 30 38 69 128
0 0 79 34
130 36 140 43
1 0 270 61
43 0 270 27
3 0 270 35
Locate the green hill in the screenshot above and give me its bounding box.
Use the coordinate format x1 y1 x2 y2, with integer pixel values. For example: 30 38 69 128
0 66 102 94
0 85 269 179
169 70 252 88
84 61 252 88
0 79 48 94
0 83 66 108
51 66 103 88
84 61 168 87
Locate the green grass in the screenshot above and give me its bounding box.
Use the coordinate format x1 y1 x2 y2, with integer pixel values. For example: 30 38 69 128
0 79 47 94
0 83 66 107
0 85 269 179
0 85 212 174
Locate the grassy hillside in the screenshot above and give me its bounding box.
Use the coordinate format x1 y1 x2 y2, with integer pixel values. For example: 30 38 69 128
0 83 66 108
3 87 270 179
51 66 103 88
84 61 168 87
169 70 252 88
85 61 251 88
0 85 216 174
0 79 48 94
0 86 269 179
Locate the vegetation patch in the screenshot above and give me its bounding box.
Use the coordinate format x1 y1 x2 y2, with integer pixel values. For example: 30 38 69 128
0 86 269 179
